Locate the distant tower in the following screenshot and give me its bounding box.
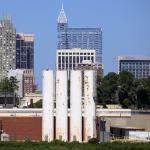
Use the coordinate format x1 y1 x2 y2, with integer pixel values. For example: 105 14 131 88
0 16 16 80
57 3 68 31
57 4 68 49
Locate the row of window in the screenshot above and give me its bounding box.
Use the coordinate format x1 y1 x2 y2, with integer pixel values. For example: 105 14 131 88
121 62 150 65
58 52 94 55
121 68 150 72
121 66 150 70
16 41 33 47
58 56 94 63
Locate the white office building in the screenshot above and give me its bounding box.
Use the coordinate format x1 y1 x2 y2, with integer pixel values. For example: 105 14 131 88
56 48 96 71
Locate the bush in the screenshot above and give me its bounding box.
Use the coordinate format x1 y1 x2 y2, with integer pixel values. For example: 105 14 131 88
102 103 108 108
69 141 80 145
50 139 66 145
122 98 131 108
88 138 99 144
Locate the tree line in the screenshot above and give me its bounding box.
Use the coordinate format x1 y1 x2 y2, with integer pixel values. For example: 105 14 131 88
97 71 150 109
0 77 18 93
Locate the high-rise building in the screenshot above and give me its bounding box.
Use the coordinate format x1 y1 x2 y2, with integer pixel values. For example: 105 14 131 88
118 56 150 79
57 5 102 64
56 48 96 71
16 33 34 70
0 16 16 80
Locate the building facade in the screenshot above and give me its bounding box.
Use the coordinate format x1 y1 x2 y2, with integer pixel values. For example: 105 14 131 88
57 5 102 64
8 69 35 98
23 69 35 94
56 48 96 71
20 93 42 107
118 56 150 79
77 61 103 77
0 16 16 80
16 33 34 70
1 108 150 142
8 69 24 98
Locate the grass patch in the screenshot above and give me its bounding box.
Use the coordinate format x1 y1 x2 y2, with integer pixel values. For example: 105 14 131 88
0 141 150 150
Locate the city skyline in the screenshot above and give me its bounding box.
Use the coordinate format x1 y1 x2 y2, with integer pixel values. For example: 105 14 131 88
0 0 150 89
57 5 102 64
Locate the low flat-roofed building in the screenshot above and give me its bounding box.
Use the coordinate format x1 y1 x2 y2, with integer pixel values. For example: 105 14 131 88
118 56 150 79
1 108 150 141
20 93 42 107
110 126 145 138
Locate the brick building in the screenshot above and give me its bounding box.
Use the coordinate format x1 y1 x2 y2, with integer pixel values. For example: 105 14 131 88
0 109 41 141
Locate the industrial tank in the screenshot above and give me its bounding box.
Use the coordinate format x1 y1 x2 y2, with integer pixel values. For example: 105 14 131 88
84 70 96 142
42 70 54 142
70 70 82 142
56 70 68 141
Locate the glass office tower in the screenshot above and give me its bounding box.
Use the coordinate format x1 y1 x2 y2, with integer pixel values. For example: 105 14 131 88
57 5 102 64
16 33 34 70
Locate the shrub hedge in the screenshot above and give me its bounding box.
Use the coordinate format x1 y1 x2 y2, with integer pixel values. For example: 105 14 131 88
0 141 150 150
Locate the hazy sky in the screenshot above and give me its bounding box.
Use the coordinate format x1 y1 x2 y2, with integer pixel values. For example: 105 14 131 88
0 0 150 89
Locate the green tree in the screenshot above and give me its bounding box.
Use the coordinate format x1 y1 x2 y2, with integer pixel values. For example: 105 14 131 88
9 76 19 92
97 71 150 109
97 72 118 104
0 77 18 93
118 71 136 108
136 77 150 109
121 98 131 108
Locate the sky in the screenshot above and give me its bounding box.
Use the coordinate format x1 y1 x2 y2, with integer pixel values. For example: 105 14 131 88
0 0 150 90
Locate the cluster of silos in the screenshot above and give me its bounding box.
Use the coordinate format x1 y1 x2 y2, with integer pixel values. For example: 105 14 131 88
42 69 96 142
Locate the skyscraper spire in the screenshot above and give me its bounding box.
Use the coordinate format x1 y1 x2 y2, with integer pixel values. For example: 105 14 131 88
61 3 64 11
57 3 67 23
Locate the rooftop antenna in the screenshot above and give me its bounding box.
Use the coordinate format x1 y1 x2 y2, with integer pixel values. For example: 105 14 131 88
61 2 64 11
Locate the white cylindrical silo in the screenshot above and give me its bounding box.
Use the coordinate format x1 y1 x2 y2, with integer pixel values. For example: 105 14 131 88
42 70 54 142
84 70 96 142
70 70 82 142
56 70 68 141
